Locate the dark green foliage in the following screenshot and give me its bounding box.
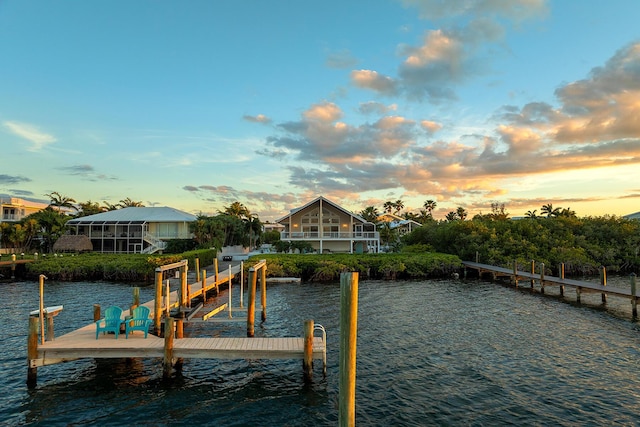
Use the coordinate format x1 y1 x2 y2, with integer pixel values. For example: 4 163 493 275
25 249 215 282
246 253 462 282
402 216 640 275
164 239 198 253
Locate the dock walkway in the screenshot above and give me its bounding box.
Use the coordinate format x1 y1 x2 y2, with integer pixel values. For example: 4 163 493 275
462 261 637 301
28 259 325 385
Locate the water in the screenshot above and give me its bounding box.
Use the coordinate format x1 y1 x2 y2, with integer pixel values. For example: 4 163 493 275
2 276 640 426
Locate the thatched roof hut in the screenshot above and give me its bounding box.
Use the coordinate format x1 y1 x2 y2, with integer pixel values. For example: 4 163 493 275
53 235 93 252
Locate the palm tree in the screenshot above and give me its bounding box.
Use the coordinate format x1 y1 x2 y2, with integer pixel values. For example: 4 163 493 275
456 207 468 221
383 201 394 214
423 200 437 217
103 201 120 211
445 211 458 222
221 201 251 220
359 206 379 223
525 209 537 219
46 192 77 212
394 199 404 214
541 203 561 218
119 197 145 208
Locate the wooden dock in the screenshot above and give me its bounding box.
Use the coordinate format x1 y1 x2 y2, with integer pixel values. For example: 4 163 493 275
462 261 638 309
27 259 326 386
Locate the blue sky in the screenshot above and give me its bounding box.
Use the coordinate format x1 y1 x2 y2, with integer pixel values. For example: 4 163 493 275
2 0 640 220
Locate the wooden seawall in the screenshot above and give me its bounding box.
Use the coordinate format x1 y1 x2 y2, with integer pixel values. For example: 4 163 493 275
27 259 326 387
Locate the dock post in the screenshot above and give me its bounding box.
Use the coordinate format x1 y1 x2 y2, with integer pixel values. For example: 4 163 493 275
247 268 257 337
214 258 219 294
559 263 565 296
530 260 535 288
303 319 314 382
181 262 188 309
631 273 637 318
38 274 45 344
11 253 16 279
228 265 233 319
154 269 163 335
339 272 358 427
93 304 101 322
512 260 518 287
133 287 140 309
195 258 200 282
27 316 38 388
201 270 207 300
475 251 479 263
163 317 174 379
260 263 267 322
576 287 582 303
600 266 607 303
539 263 545 294
240 261 244 308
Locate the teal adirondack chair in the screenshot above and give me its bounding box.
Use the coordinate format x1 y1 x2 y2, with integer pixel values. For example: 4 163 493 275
125 305 152 338
95 306 124 339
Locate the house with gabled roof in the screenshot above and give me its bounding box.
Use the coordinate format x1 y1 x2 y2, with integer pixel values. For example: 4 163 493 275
376 212 422 236
65 206 196 254
276 196 380 253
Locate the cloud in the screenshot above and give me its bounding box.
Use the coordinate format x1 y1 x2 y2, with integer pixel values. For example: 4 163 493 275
243 114 272 124
325 49 358 69
350 70 398 95
0 174 31 185
358 102 398 115
352 0 546 103
57 164 118 181
3 121 57 151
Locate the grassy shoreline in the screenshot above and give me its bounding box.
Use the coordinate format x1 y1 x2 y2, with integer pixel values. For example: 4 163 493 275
19 251 462 282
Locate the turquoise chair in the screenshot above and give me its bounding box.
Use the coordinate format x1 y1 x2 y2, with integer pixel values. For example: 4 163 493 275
95 306 124 339
125 306 152 338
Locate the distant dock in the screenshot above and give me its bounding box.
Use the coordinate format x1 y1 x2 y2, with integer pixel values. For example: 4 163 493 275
463 260 639 313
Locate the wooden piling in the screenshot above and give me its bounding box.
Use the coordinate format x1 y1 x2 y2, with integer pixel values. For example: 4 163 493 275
154 270 163 335
201 270 207 300
163 317 174 379
539 263 545 294
181 263 188 308
576 286 582 303
339 272 358 427
600 266 607 303
260 264 267 322
559 263 565 296
303 319 314 382
228 265 233 319
214 258 219 294
512 260 518 287
133 287 140 308
530 260 535 288
27 316 38 387
631 273 638 318
11 253 16 279
247 268 257 337
38 274 45 344
93 304 101 322
195 258 200 282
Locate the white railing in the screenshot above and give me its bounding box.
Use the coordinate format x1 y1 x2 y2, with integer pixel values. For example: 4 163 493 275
142 233 168 254
281 231 379 240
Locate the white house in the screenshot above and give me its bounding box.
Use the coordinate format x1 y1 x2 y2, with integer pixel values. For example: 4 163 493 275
65 206 197 254
276 196 380 254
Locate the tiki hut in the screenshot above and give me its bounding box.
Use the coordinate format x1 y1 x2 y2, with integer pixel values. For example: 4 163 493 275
53 235 94 253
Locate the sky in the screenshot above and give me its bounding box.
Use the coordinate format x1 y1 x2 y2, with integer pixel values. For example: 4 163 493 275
1 0 640 221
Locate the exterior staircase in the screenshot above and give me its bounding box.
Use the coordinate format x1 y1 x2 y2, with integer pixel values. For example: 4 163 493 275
142 233 167 254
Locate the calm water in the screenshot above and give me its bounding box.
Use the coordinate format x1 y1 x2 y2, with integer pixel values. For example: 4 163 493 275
2 275 640 426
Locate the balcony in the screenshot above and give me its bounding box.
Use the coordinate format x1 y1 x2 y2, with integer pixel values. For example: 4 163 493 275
281 231 379 240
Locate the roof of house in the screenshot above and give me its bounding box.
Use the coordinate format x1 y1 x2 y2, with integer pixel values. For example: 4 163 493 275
66 207 197 224
624 211 640 220
276 196 370 224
